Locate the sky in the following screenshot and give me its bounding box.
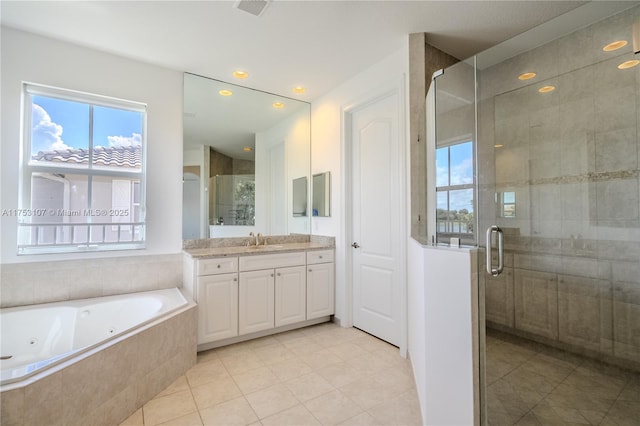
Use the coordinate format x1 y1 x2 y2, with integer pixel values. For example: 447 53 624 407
436 141 474 212
31 95 143 153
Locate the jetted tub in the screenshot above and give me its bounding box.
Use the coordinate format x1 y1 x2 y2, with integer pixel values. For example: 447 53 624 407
0 287 188 386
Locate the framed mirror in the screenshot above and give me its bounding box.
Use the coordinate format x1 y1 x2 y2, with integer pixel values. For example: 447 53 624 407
183 73 311 238
312 172 331 217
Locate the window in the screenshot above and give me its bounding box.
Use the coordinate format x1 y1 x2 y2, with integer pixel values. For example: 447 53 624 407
435 140 475 244
18 83 146 254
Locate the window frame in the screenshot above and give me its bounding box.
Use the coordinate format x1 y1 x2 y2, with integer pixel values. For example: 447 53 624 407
434 137 476 245
18 82 147 254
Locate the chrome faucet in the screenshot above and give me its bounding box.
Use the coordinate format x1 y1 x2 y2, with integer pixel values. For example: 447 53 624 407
256 233 263 246
248 232 255 246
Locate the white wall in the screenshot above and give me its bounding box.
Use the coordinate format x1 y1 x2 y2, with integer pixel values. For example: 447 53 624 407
1 27 183 264
408 243 478 425
310 44 409 325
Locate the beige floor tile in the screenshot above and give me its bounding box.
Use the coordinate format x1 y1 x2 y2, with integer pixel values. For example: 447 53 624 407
339 376 401 411
156 411 203 426
155 375 190 399
253 343 296 365
191 375 243 410
119 408 143 426
284 337 325 356
316 362 368 388
245 336 280 349
367 389 423 426
350 335 394 353
197 349 219 365
268 357 313 381
214 341 254 358
221 351 266 376
304 389 362 425
143 389 198 426
273 329 309 343
199 396 258 426
232 366 280 395
529 400 591 425
284 372 335 402
345 352 392 376
261 404 321 426
375 366 415 393
245 383 300 419
299 348 342 370
618 377 640 402
185 359 232 388
327 342 369 361
337 412 380 426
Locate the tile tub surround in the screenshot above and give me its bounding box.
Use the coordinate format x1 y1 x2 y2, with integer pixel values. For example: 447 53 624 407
119 322 422 426
0 303 197 426
0 253 183 308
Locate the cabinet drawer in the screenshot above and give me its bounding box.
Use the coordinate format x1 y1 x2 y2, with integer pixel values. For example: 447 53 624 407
198 257 238 276
239 252 306 271
307 250 334 264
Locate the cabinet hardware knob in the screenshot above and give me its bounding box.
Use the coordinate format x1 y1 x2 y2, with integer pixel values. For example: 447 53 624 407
319 255 323 259
233 278 237 282
309 269 312 272
217 264 221 268
271 273 274 277
277 273 281 276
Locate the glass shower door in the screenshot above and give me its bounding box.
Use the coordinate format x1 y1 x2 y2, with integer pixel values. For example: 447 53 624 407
475 5 640 424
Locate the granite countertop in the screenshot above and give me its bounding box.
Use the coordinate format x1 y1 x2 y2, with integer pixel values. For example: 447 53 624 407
184 241 334 259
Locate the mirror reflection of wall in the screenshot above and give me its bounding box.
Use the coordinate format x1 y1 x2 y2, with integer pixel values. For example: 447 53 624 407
182 73 311 239
312 172 331 217
292 177 308 217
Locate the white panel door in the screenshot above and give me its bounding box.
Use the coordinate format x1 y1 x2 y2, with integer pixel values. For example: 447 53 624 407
274 265 306 327
351 92 402 346
239 269 275 335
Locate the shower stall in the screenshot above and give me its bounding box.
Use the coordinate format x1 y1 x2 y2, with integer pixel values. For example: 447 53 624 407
431 3 640 424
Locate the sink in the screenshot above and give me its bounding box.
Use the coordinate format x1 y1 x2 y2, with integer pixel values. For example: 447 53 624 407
247 244 283 250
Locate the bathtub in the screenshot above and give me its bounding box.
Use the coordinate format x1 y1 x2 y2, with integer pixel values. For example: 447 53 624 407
0 287 188 386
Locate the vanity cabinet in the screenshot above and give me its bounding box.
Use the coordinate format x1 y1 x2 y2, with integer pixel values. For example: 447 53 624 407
307 250 335 319
195 258 239 344
239 269 275 335
185 247 334 349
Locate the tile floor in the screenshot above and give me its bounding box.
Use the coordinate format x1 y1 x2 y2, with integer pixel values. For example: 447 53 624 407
120 322 422 426
486 329 640 425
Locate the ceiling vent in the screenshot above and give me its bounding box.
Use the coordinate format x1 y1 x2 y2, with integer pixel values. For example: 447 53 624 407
234 0 270 17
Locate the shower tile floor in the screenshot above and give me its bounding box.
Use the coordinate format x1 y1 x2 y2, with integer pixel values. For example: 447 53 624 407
120 322 421 426
486 329 640 425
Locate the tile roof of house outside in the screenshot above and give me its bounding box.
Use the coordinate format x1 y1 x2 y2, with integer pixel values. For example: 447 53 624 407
32 145 142 168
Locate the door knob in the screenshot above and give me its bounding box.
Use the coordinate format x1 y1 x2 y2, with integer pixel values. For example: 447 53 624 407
351 242 360 248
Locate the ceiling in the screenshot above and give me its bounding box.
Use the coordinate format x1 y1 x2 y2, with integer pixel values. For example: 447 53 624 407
0 0 594 102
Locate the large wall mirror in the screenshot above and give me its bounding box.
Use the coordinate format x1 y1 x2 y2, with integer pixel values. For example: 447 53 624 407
183 73 311 239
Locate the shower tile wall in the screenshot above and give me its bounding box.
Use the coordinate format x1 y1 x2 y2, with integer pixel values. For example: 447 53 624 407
478 6 640 370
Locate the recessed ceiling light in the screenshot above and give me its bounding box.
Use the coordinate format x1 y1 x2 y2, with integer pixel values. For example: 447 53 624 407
219 89 233 96
538 85 556 93
272 102 285 109
293 86 306 94
233 70 249 79
617 59 640 70
603 40 627 52
518 72 537 81
494 144 504 148
243 146 253 152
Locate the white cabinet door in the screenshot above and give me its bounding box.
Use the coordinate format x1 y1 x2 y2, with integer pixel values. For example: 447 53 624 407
275 266 306 327
307 262 335 320
197 273 238 344
239 269 275 335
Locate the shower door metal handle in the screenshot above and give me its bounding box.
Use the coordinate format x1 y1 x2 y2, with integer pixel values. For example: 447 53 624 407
485 225 504 277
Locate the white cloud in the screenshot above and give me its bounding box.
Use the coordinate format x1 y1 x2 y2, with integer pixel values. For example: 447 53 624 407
107 133 142 147
32 104 70 152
